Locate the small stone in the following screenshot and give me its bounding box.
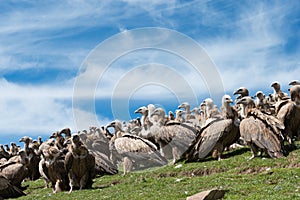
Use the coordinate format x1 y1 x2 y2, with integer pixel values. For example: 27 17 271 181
186 189 227 200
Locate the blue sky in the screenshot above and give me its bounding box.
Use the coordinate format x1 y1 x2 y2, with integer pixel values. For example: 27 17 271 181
0 0 299 144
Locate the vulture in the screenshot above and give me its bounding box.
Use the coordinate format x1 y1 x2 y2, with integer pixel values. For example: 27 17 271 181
78 127 119 176
43 146 69 193
38 139 56 189
0 175 25 198
271 81 289 102
277 85 300 144
64 134 95 193
150 108 198 164
178 102 195 120
254 91 272 114
50 131 65 150
289 80 300 86
233 87 249 99
107 120 167 175
0 150 28 189
0 145 10 160
19 136 40 180
237 96 285 159
60 128 72 139
180 95 240 162
233 86 250 119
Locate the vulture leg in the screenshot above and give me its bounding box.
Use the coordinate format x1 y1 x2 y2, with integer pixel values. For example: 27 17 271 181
212 143 223 161
68 172 75 193
79 174 88 190
171 147 180 165
123 157 133 176
247 142 259 160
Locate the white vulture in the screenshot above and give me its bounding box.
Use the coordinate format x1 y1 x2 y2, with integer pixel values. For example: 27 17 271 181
237 96 285 159
107 120 167 175
151 108 198 164
64 134 95 193
180 95 240 162
277 85 300 145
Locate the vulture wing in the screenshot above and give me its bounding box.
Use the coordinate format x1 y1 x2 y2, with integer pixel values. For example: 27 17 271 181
0 175 25 198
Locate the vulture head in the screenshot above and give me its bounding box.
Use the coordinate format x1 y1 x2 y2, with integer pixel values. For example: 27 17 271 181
151 107 166 118
222 95 233 105
288 80 300 86
203 98 215 111
134 106 148 115
19 136 32 145
175 109 186 117
233 87 249 98
18 150 28 165
50 131 61 139
168 111 175 120
236 96 255 114
289 85 300 104
271 81 281 92
255 91 265 100
178 102 190 110
60 128 71 138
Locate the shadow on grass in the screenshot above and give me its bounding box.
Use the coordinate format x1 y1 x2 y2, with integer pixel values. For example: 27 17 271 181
93 180 121 189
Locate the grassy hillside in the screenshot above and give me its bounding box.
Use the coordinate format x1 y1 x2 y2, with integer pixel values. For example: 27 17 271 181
15 144 300 200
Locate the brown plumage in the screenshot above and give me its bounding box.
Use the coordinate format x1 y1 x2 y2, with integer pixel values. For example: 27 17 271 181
19 136 40 180
0 150 28 189
237 96 285 159
277 85 300 144
79 127 118 176
64 134 95 193
44 147 69 193
180 95 240 162
150 107 198 164
0 145 10 160
107 120 167 175
0 175 25 198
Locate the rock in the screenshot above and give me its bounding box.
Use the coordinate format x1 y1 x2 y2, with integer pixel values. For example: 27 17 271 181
186 189 227 200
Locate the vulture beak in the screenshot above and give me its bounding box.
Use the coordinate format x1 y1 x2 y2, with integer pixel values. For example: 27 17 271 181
106 121 115 128
63 138 71 146
233 89 239 95
134 108 141 114
236 99 243 105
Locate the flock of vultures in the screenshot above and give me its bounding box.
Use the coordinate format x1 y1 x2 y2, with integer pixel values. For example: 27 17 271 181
1 80 300 198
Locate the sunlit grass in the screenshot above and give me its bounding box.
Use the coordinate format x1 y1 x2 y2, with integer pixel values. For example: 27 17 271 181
14 143 300 200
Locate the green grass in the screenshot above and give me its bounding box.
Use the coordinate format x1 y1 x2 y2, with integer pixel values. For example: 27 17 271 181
14 144 300 200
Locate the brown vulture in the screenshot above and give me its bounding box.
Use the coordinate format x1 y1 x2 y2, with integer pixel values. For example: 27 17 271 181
0 175 25 198
19 136 40 180
277 85 300 145
107 120 167 175
0 150 28 189
179 95 240 162
237 96 285 159
64 134 95 193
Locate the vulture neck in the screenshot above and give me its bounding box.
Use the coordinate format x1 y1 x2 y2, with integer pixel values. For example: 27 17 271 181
141 111 149 127
185 105 191 114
